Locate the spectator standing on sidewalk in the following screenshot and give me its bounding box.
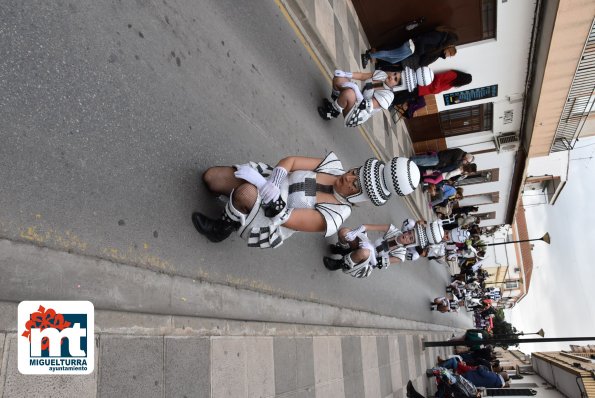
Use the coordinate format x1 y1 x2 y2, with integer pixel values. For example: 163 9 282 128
361 27 459 69
392 69 472 107
411 148 474 174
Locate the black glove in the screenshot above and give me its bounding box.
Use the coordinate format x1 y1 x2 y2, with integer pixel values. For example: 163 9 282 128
262 197 286 218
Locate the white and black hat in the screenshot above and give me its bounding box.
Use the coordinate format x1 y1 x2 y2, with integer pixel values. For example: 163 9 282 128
384 157 420 197
411 223 429 248
403 66 435 92
426 220 445 245
410 220 444 248
346 157 421 206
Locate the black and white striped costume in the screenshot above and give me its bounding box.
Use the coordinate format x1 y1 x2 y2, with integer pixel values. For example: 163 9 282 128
344 70 395 127
227 152 352 249
343 220 420 279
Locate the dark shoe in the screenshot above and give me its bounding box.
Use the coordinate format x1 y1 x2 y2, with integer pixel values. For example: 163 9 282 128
192 212 236 243
406 380 423 398
361 52 370 68
317 99 340 120
328 243 351 256
425 369 435 377
318 106 332 120
323 256 344 271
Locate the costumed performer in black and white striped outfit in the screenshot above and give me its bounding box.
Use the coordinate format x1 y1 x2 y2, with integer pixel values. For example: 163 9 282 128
192 154 420 249
324 219 445 278
317 69 399 127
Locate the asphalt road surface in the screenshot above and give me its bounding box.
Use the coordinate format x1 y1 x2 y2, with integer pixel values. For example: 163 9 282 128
0 0 468 328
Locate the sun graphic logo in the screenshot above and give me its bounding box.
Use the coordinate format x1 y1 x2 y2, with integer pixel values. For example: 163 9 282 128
18 301 94 375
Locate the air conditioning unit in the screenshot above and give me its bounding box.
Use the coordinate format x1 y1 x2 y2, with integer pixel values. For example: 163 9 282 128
496 133 520 153
506 93 524 104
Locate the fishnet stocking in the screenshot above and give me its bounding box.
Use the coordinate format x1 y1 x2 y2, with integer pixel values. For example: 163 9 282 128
231 183 257 214
202 166 242 196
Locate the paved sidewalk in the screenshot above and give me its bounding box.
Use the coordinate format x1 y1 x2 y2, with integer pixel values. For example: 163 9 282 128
277 0 433 221
0 302 453 398
0 238 462 398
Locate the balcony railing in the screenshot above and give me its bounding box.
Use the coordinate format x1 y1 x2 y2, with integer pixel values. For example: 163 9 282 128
550 18 595 153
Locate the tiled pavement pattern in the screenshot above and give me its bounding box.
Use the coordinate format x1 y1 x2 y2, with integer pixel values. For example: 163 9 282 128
0 331 453 398
280 0 433 221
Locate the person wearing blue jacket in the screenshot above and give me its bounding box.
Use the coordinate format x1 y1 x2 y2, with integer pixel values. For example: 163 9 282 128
462 365 509 388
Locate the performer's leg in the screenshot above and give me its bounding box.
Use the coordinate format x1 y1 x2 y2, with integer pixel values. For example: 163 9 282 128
329 227 360 255
202 166 242 196
323 248 370 272
228 183 257 213
337 89 356 116
192 183 256 242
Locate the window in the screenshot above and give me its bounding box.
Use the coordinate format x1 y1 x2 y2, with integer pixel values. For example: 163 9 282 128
481 0 497 39
505 280 519 289
462 191 499 206
458 168 499 186
439 103 494 137
475 212 496 220
513 383 539 388
569 95 595 117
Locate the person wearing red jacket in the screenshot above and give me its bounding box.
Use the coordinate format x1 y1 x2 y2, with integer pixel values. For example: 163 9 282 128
391 70 472 109
417 70 472 96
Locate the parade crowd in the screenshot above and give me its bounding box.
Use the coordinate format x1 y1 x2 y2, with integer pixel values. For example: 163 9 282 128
192 24 508 397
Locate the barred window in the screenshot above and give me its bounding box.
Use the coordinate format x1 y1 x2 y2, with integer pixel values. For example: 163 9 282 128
458 168 500 186
439 103 493 137
482 0 496 39
476 212 496 220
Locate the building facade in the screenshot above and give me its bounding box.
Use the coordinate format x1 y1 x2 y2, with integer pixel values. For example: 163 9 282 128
353 0 595 226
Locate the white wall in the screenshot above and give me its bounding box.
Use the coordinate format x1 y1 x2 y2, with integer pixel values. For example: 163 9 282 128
526 152 569 181
431 0 536 136
532 356 588 398
457 150 517 225
511 373 565 398
432 0 537 226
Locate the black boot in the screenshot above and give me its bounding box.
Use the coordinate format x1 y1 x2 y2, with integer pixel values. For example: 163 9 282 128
323 256 345 271
192 212 238 243
328 243 351 256
406 380 424 398
317 98 340 120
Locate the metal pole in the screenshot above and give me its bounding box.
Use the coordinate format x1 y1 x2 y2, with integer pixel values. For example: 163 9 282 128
485 238 542 247
423 336 595 348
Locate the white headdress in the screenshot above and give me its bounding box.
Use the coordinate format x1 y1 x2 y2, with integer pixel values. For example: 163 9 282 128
409 220 444 248
403 66 435 92
345 157 421 206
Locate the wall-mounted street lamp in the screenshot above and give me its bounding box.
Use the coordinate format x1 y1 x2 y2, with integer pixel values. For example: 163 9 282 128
494 328 545 339
485 232 550 247
423 335 595 349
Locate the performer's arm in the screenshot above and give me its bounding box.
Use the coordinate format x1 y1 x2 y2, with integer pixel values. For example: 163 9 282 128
362 224 392 232
275 156 324 172
350 71 373 81
282 208 326 232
